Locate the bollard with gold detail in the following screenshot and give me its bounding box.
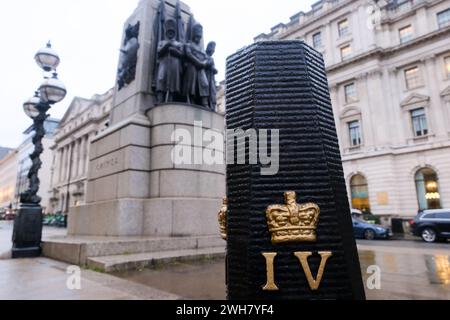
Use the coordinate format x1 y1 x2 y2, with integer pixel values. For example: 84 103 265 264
226 41 366 300
266 191 320 244
218 197 228 240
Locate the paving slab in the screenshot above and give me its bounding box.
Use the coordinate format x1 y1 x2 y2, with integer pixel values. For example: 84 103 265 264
0 257 179 300
87 247 226 272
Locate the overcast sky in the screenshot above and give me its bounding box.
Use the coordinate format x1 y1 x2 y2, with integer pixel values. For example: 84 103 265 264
0 0 316 148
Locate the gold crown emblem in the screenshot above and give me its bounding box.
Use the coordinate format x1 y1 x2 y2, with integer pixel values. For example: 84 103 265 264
218 197 228 240
266 192 320 244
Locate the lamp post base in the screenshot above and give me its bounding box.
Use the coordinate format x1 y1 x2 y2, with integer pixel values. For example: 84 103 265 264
11 204 43 259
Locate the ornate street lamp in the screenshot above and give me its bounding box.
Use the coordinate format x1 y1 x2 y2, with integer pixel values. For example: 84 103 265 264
12 42 66 259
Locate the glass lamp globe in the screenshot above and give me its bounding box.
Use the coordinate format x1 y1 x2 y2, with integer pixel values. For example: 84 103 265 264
39 73 67 104
23 93 41 119
35 42 60 72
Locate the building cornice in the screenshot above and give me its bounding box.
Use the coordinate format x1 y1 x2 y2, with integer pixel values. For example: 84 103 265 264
255 0 356 41
342 140 450 162
381 0 447 25
326 26 450 74
53 113 110 145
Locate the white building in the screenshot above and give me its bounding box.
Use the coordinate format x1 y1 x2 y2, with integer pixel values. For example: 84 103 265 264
253 0 450 220
0 149 18 210
47 89 113 214
15 119 60 213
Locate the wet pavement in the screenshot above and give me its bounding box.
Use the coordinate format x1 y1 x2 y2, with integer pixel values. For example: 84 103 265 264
0 257 179 300
113 240 450 300
1 219 449 300
0 221 66 258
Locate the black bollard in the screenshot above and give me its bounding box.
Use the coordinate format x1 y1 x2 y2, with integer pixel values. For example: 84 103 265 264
225 41 366 300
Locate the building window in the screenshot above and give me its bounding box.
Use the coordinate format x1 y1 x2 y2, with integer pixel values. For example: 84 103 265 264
396 1 412 13
415 168 441 211
437 8 450 29
344 83 357 103
348 121 362 147
340 45 352 61
445 56 450 79
350 174 371 212
338 19 349 37
411 108 428 137
399 25 413 44
313 32 322 48
404 66 422 89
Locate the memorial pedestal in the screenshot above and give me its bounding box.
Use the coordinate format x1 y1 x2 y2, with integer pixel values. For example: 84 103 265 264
68 104 225 237
44 0 226 269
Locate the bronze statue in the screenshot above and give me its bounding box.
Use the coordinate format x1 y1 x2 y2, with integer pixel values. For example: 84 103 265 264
183 23 212 108
150 0 218 109
118 22 140 90
156 19 184 103
206 42 218 111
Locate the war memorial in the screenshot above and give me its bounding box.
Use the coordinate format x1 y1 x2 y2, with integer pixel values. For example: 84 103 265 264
28 0 365 299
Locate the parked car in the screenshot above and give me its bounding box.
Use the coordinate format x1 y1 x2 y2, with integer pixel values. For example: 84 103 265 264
3 211 16 221
410 209 450 243
351 209 381 225
352 218 392 240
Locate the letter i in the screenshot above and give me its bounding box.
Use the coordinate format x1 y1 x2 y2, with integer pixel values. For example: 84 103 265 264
262 253 279 291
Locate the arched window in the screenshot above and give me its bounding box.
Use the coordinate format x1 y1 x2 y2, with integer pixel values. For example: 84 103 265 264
350 174 371 212
415 168 441 211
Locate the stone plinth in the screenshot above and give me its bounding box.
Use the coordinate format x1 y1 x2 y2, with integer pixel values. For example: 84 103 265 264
68 103 225 237
145 104 226 237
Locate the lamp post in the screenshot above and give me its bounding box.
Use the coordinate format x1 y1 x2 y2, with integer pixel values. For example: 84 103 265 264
12 42 66 259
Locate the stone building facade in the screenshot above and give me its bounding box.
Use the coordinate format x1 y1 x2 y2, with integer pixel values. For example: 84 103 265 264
47 89 113 214
0 149 18 211
253 0 450 220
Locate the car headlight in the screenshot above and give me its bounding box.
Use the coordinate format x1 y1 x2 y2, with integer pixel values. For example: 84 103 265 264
376 227 385 232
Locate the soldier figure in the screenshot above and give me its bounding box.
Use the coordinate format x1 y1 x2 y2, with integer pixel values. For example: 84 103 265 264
156 19 184 103
183 24 212 108
206 41 218 111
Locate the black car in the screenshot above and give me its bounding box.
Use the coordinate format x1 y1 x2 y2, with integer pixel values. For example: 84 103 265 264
411 209 450 243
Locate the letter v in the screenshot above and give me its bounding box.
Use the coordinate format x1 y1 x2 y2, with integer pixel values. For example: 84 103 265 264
294 252 333 291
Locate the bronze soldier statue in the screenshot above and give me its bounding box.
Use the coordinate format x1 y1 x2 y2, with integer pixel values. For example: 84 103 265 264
183 24 212 108
206 41 218 111
156 19 184 103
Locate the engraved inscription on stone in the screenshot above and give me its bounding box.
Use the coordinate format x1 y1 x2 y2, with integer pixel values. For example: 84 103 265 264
90 150 125 180
95 157 119 172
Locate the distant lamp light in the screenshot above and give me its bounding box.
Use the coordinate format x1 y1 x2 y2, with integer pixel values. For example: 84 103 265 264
23 92 41 119
39 73 67 104
426 181 438 193
35 41 60 72
425 192 441 200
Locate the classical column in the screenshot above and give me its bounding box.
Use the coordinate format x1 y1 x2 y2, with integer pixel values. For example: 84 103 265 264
66 143 73 181
74 139 81 178
57 148 64 183
83 134 92 175
61 145 68 184
79 135 87 177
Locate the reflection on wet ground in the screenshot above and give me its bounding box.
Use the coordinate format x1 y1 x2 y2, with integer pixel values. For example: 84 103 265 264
359 251 450 300
114 257 227 300
113 244 450 300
